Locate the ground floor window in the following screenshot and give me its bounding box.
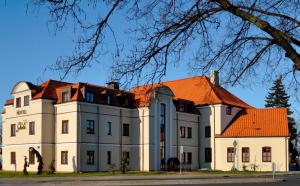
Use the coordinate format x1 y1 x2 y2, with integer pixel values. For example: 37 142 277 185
61 151 68 164
205 148 212 163
10 152 16 164
262 147 271 162
29 150 35 164
242 147 250 162
227 147 235 162
87 151 95 165
107 151 111 165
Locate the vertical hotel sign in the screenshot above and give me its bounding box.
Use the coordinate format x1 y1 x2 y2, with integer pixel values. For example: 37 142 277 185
16 110 27 131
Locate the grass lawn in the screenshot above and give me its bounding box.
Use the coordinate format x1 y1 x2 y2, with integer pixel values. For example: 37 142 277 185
0 171 174 178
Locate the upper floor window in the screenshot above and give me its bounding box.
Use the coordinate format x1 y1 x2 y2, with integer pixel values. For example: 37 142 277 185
87 151 95 165
11 124 16 137
107 122 112 135
29 121 35 135
205 148 212 163
160 103 166 125
262 147 271 162
227 147 235 162
62 120 69 134
16 97 21 108
24 95 30 106
86 120 95 134
187 127 192 138
123 123 129 136
86 92 94 102
226 106 232 115
205 126 211 138
242 147 250 162
180 126 186 138
61 151 68 164
62 91 70 103
10 152 16 164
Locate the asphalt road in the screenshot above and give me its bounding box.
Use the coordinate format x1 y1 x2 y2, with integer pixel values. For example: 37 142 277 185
0 174 299 186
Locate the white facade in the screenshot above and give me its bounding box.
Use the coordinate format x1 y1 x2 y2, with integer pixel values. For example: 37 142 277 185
1 79 289 172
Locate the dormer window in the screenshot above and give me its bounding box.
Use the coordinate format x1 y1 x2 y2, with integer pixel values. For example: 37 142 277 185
62 91 70 103
86 92 94 102
24 95 30 106
226 106 232 115
16 97 21 108
106 95 112 105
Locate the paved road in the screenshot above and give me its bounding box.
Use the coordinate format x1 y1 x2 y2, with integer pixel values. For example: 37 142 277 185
0 174 299 186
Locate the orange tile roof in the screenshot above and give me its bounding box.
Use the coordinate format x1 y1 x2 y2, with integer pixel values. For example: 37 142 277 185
131 76 253 108
4 99 13 106
216 108 289 137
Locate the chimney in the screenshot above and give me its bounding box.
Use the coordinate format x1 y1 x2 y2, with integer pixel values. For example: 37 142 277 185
107 81 120 90
210 70 219 86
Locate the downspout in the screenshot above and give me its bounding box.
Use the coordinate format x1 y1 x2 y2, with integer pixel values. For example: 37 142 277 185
78 104 81 173
142 109 145 171
176 113 179 158
54 106 57 171
285 137 288 172
198 115 201 169
97 106 100 171
120 109 123 168
213 105 216 170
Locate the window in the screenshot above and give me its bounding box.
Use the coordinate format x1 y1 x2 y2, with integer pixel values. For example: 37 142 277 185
29 151 35 164
160 103 166 125
107 122 112 135
205 126 211 138
123 123 129 136
62 120 69 134
24 95 30 106
262 147 271 162
205 148 212 163
122 151 130 165
29 121 35 135
87 151 95 165
16 97 21 108
61 151 68 164
242 147 250 162
11 152 16 164
107 151 111 164
226 106 232 115
187 127 192 138
107 95 112 105
11 124 16 137
86 120 95 134
187 152 192 164
62 91 70 103
180 126 186 138
86 92 94 102
227 147 235 162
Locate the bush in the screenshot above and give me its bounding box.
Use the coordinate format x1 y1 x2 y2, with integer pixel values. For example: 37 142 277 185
167 158 180 171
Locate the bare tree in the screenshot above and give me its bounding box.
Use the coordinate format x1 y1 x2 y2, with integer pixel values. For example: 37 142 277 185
32 0 300 87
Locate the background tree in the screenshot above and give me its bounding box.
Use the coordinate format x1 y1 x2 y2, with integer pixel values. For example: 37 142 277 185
31 0 300 88
265 76 298 162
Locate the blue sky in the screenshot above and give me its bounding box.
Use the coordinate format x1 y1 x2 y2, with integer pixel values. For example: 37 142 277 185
0 1 299 123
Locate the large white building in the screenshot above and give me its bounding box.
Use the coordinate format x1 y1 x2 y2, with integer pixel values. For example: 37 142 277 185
1 72 289 172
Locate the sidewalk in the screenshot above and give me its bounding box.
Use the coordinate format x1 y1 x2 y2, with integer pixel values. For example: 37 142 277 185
1 172 299 186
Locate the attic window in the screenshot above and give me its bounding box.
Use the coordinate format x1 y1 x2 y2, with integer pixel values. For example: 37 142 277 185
86 92 94 102
226 106 232 115
106 95 112 105
62 91 70 103
16 97 21 108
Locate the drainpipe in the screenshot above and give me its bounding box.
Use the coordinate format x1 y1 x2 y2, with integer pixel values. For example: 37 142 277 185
78 104 81 173
120 109 123 169
176 113 179 158
213 105 216 170
97 106 100 171
142 109 145 171
198 115 201 169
